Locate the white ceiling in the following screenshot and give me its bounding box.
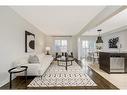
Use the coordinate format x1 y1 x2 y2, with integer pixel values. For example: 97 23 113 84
11 6 105 36
83 8 127 36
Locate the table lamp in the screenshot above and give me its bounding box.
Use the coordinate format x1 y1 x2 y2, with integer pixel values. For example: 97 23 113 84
45 47 50 55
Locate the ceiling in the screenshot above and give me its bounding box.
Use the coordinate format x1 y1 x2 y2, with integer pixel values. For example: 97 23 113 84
11 6 105 36
83 8 127 36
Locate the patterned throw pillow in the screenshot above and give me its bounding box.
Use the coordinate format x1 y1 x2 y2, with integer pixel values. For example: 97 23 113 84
28 55 39 63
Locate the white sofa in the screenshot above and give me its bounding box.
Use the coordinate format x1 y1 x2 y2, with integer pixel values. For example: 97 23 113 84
12 53 53 76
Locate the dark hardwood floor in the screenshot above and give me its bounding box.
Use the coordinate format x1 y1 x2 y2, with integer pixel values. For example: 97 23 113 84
0 60 118 90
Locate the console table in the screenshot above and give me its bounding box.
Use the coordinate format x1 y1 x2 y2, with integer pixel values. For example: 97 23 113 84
99 52 127 74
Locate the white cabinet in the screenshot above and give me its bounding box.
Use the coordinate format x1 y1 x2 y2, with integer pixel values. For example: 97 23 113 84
110 57 124 72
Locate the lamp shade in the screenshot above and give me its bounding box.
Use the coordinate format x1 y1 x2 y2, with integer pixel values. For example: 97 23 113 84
96 29 103 50
45 47 50 51
96 36 103 43
96 29 103 43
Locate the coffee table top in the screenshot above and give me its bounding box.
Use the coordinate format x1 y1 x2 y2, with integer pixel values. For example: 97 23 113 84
8 66 28 73
56 56 75 61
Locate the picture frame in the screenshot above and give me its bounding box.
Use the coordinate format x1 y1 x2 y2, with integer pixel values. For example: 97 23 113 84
25 31 35 52
108 37 119 48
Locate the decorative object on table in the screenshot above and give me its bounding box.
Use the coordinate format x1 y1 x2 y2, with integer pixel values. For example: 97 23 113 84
25 31 35 52
8 66 28 89
96 29 103 50
28 61 97 88
108 37 119 48
45 46 51 55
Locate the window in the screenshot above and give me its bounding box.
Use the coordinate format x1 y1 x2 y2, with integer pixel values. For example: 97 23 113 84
82 40 88 49
54 40 67 52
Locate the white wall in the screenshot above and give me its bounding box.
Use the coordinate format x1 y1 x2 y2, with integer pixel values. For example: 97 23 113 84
0 7 46 87
80 36 97 41
71 36 78 59
102 30 127 52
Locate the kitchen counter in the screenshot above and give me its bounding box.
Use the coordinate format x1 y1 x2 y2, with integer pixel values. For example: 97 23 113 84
99 52 127 74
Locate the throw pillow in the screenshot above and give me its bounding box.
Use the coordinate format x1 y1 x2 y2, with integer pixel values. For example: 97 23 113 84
28 55 39 63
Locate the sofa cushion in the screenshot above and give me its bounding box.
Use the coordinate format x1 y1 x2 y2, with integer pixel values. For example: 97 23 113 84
37 54 45 63
40 55 53 65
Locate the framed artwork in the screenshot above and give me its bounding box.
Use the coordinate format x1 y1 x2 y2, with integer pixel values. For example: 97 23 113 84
108 37 119 48
25 31 35 52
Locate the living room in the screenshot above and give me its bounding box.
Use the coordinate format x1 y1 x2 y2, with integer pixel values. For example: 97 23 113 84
1 2 127 95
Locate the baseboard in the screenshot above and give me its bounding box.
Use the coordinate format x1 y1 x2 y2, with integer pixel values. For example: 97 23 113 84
0 78 9 87
0 76 16 88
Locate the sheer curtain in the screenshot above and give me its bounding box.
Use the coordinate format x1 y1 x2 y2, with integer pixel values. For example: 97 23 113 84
81 40 95 60
54 40 67 52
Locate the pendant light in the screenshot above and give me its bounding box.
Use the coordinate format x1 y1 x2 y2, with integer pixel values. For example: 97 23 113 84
96 29 103 43
96 29 103 50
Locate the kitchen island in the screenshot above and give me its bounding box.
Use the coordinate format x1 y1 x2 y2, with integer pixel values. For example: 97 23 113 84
99 52 127 74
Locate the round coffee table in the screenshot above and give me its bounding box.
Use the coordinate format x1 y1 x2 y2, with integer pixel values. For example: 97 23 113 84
8 66 28 89
56 56 75 70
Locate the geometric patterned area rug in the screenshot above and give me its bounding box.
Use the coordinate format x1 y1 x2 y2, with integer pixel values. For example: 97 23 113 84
28 61 97 88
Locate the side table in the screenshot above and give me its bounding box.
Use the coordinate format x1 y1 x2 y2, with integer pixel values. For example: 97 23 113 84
8 66 28 89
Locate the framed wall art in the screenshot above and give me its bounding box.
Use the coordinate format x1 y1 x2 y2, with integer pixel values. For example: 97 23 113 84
25 31 35 52
108 37 119 48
